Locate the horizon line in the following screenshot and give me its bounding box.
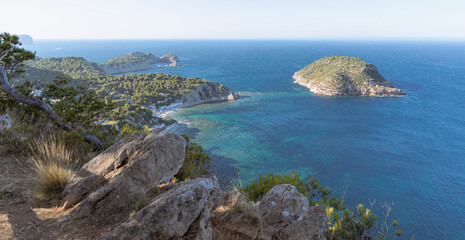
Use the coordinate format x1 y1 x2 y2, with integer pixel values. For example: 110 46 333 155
30 37 465 42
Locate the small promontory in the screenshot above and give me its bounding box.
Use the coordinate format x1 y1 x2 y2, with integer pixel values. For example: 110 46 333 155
293 56 404 96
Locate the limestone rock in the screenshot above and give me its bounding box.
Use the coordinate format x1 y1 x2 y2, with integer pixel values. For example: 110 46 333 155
259 184 328 240
160 52 180 63
103 177 222 240
182 82 239 108
212 184 328 240
293 56 405 96
0 114 11 132
62 132 186 217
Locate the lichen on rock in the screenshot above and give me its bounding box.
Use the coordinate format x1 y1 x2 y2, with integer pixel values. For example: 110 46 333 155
103 177 222 240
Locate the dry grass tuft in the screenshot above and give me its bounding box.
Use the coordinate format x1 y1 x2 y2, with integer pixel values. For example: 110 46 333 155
28 137 76 200
229 201 261 226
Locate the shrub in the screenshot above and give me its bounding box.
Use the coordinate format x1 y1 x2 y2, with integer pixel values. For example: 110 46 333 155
175 134 210 180
121 123 153 138
242 171 344 210
242 172 404 240
28 136 76 200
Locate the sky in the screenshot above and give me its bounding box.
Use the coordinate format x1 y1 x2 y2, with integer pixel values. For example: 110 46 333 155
2 0 465 40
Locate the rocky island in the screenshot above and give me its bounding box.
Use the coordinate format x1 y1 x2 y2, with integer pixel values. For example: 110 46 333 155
99 52 180 74
293 56 404 96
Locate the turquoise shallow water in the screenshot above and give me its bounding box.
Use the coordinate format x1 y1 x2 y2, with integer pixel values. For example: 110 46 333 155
26 40 465 239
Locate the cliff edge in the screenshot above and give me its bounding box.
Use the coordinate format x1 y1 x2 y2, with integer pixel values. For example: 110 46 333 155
181 81 239 108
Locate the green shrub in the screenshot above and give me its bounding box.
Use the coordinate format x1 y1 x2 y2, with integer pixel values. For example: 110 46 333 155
175 134 210 181
121 123 153 138
243 171 344 210
242 172 404 240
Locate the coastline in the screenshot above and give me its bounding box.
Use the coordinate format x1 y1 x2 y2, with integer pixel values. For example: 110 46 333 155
293 72 405 97
155 92 241 134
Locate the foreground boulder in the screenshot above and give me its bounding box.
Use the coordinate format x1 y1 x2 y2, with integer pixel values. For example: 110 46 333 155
103 177 222 240
259 184 328 240
213 185 328 240
62 132 186 217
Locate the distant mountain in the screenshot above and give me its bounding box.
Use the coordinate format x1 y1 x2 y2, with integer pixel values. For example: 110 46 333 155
17 34 33 45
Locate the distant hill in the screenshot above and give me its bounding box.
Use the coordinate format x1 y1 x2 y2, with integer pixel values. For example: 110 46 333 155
17 34 33 45
17 52 180 84
99 52 179 74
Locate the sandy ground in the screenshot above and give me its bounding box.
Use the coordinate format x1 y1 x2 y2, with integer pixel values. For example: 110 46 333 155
0 154 126 240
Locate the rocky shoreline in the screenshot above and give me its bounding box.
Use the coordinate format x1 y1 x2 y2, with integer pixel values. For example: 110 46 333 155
155 82 240 133
293 56 405 97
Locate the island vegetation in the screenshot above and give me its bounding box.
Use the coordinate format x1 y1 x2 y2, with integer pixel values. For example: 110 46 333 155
20 50 180 84
293 56 405 96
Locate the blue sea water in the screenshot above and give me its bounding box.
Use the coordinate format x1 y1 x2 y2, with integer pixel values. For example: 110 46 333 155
25 40 465 239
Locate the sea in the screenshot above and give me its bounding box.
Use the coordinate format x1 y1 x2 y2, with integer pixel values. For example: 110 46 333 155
25 40 465 239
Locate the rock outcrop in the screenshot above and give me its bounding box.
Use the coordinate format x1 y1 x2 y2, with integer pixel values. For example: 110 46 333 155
99 51 180 74
293 56 405 96
259 184 328 240
0 114 11 132
212 185 328 240
62 132 186 218
160 52 180 63
181 82 239 108
103 177 222 240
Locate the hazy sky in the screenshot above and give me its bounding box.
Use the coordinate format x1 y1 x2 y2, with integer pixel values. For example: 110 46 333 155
2 0 465 40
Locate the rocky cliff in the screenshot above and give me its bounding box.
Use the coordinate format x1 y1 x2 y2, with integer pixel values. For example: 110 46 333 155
160 52 180 63
293 56 405 96
181 81 239 108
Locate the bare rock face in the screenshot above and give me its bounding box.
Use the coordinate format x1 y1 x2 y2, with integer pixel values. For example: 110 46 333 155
61 132 186 218
169 61 178 67
259 184 328 240
103 177 222 240
160 52 180 63
212 185 328 240
0 114 11 131
182 82 239 108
